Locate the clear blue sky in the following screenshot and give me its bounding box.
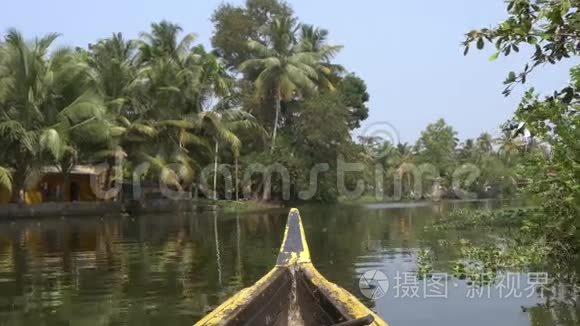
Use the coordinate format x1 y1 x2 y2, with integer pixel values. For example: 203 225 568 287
0 0 575 143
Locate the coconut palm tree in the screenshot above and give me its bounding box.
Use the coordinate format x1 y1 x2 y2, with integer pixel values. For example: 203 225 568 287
88 33 137 114
45 91 115 200
191 109 264 200
0 29 108 201
239 17 320 153
476 132 494 155
196 49 232 106
496 130 524 162
457 138 476 162
137 20 197 64
389 143 416 198
132 21 205 118
299 24 343 91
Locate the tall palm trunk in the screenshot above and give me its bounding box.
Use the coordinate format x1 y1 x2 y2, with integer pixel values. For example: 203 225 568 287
213 141 219 201
235 156 239 201
270 88 281 154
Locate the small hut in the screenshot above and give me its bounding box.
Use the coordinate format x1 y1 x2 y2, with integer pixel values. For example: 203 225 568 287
38 165 109 202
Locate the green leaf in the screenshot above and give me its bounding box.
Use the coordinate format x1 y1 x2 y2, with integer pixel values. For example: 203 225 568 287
463 46 470 56
561 0 571 16
477 38 485 50
0 166 12 194
489 52 500 62
507 1 514 12
39 128 64 160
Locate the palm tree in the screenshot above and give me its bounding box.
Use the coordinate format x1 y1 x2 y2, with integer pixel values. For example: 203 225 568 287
0 31 60 196
95 21 241 200
45 91 114 200
196 49 231 105
458 139 476 162
476 132 494 155
389 143 416 198
142 152 196 196
0 29 108 201
496 130 524 162
392 143 415 166
192 110 263 200
132 21 204 118
239 17 320 153
88 33 137 113
299 25 343 91
137 20 197 64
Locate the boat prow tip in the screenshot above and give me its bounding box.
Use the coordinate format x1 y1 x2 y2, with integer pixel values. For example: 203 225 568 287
276 208 311 266
195 208 389 326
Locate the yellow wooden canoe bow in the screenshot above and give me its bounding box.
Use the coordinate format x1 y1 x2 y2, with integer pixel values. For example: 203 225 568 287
195 208 388 326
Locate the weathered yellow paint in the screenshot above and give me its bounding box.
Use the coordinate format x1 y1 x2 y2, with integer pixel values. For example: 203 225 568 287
295 209 311 264
194 267 281 325
276 208 311 266
301 263 389 326
194 208 389 326
288 208 387 326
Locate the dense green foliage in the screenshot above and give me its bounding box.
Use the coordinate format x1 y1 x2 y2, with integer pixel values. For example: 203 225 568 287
0 0 572 206
361 118 530 200
421 0 580 291
0 0 371 203
463 0 579 256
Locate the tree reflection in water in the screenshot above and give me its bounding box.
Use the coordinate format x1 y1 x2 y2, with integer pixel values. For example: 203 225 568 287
0 202 576 325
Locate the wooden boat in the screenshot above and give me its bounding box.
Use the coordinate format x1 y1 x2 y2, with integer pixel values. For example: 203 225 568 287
196 208 388 326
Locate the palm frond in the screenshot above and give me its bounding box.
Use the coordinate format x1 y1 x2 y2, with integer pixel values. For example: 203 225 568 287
58 91 106 125
110 126 127 137
39 128 64 160
254 65 280 96
0 166 12 193
0 120 34 151
4 28 26 49
176 32 197 57
91 147 127 161
286 65 318 94
36 32 61 54
159 119 193 129
131 123 158 137
247 40 273 58
179 130 212 151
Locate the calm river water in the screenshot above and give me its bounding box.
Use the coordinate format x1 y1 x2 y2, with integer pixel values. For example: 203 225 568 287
0 201 577 325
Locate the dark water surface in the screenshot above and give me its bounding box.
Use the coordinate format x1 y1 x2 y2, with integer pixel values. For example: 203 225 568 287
0 201 576 325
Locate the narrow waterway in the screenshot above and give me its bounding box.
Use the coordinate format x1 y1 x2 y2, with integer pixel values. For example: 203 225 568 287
0 201 576 325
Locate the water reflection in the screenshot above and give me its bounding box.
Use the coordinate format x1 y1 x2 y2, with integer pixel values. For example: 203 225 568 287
0 202 576 325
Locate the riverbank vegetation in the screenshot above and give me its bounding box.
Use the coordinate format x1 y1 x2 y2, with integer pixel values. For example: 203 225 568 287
0 0 574 210
421 1 579 308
